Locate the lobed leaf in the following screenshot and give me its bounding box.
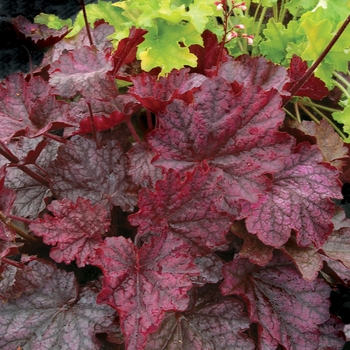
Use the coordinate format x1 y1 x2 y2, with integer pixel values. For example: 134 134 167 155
243 143 342 248
0 74 71 142
91 233 199 350
146 297 254 349
221 253 334 350
149 75 293 204
48 135 137 212
29 197 110 267
127 142 164 188
49 46 118 100
0 260 116 350
128 166 233 253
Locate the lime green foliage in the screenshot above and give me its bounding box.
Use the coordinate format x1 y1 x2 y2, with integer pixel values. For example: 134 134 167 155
259 19 304 64
112 0 216 74
34 13 72 30
333 105 350 142
138 20 202 74
258 0 350 88
67 0 127 39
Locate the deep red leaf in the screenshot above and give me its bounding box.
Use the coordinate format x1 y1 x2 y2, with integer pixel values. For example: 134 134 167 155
129 68 206 114
91 233 199 350
189 29 229 75
218 55 290 93
128 166 232 253
75 94 142 134
49 46 118 100
11 15 69 50
30 197 109 267
48 135 137 212
127 142 164 188
221 253 332 350
111 27 147 77
0 260 116 350
149 75 293 205
242 142 342 248
0 73 70 142
146 297 254 349
284 55 329 100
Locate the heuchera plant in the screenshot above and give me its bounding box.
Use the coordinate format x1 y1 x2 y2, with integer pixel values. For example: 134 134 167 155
1 0 350 349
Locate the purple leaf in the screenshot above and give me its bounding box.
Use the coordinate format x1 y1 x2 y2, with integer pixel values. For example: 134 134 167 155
0 260 116 350
0 74 70 142
322 206 350 268
243 142 342 248
128 166 232 253
146 297 254 349
49 46 118 100
149 76 293 204
0 137 58 218
130 68 206 114
218 55 290 93
127 142 164 187
48 135 137 212
11 15 69 50
221 253 332 350
44 21 114 64
30 197 110 267
318 315 346 350
90 233 199 350
230 220 274 266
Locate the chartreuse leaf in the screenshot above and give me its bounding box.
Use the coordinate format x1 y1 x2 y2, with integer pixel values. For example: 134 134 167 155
300 17 350 86
138 19 202 74
67 0 127 38
284 0 318 17
34 13 72 30
333 105 350 142
259 19 305 64
114 0 215 31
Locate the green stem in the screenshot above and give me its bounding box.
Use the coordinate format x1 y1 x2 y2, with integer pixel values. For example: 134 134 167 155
294 101 301 123
297 103 320 124
308 104 347 139
254 6 267 40
301 99 341 113
283 107 297 121
332 80 350 99
333 71 350 90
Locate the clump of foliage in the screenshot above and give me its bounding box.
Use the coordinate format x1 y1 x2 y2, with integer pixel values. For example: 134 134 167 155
1 0 350 349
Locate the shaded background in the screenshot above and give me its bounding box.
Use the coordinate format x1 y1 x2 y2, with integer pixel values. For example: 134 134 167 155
0 0 98 79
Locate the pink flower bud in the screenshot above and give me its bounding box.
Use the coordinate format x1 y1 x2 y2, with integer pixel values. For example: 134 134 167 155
215 1 223 10
234 24 245 29
247 36 254 45
226 31 238 41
